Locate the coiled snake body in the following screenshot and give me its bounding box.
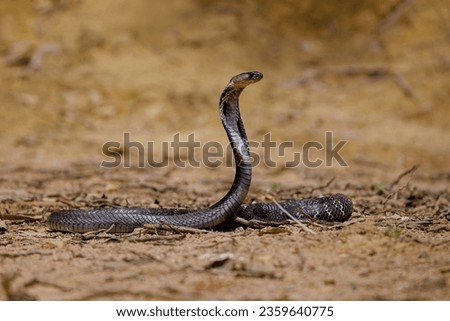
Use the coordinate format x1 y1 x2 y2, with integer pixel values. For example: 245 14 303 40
47 71 352 233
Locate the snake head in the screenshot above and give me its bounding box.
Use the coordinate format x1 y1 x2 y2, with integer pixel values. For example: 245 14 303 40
220 71 263 109
228 71 263 89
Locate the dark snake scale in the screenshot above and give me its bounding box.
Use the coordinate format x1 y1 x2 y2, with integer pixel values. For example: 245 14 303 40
47 71 353 233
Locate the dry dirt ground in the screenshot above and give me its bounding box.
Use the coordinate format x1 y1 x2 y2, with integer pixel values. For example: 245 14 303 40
0 1 449 300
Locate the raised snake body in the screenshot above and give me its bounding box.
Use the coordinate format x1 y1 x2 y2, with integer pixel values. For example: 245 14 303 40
47 71 352 233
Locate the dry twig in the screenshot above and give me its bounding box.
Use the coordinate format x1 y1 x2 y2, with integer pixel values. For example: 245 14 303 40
284 65 427 110
373 0 414 35
267 196 317 235
388 164 419 190
142 223 210 234
383 165 419 206
309 177 336 195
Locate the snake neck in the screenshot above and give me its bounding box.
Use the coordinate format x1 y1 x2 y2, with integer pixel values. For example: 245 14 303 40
220 87 250 165
221 90 252 197
203 76 258 222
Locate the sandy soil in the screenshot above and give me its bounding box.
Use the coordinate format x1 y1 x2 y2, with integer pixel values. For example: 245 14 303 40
0 0 449 300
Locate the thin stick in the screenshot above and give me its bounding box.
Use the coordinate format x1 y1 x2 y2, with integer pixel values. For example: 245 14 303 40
285 65 427 110
383 165 419 206
142 223 210 234
267 196 316 234
82 224 116 239
373 0 414 34
388 164 419 190
0 213 41 221
309 176 335 194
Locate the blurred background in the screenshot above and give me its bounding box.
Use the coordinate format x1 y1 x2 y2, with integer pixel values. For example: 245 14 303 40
0 0 449 183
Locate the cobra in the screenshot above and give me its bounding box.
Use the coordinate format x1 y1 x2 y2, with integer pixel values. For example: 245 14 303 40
47 71 352 233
